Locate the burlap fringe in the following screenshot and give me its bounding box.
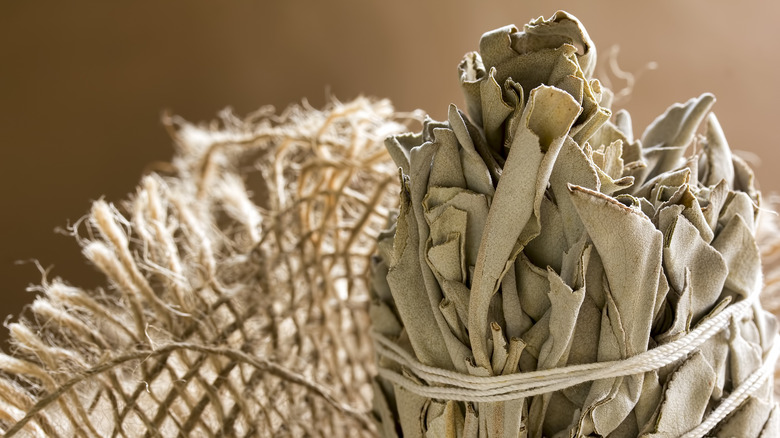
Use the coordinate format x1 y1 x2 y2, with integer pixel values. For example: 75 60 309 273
0 97 417 437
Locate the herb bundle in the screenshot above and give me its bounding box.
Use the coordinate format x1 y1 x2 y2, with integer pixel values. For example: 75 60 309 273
370 11 779 437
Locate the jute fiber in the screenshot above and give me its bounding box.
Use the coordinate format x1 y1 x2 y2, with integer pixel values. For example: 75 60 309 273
0 98 414 437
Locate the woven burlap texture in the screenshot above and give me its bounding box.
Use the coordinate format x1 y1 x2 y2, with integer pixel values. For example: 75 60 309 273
0 97 415 437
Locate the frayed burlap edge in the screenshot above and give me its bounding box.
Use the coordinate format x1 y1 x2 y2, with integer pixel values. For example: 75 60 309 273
0 97 418 437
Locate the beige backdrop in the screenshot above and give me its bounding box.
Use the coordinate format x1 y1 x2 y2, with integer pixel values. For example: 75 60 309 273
1 1 778 346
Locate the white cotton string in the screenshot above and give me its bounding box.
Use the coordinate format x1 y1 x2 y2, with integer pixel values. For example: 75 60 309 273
373 295 775 435
681 332 780 438
373 295 756 400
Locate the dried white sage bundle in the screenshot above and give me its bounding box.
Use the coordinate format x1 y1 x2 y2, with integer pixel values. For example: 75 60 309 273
371 11 780 437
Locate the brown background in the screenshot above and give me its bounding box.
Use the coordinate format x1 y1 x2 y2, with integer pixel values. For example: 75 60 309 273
1 1 779 346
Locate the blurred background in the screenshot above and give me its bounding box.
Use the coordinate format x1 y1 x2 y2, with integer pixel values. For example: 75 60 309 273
2 1 779 347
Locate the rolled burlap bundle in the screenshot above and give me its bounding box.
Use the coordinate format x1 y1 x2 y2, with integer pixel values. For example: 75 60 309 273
370 11 780 438
0 98 412 437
